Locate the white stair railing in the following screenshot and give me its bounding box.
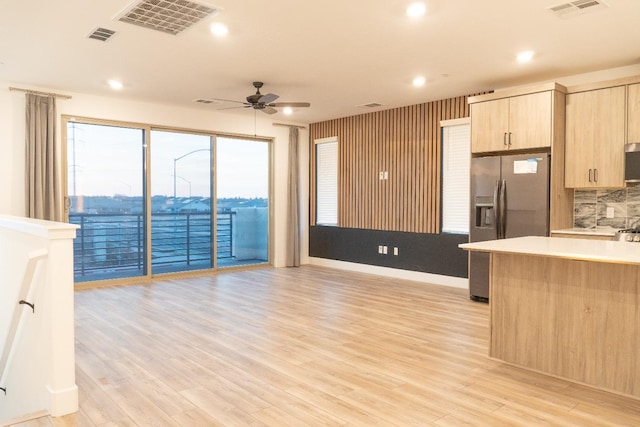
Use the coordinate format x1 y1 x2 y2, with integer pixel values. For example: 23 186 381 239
0 249 48 395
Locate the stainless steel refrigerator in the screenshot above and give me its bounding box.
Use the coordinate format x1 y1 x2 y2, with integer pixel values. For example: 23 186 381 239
469 152 550 301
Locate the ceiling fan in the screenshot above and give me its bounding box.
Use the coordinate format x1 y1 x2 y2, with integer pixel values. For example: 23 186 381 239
212 81 311 115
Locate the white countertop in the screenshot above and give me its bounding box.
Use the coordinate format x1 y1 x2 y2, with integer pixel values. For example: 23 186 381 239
460 236 640 265
551 228 617 237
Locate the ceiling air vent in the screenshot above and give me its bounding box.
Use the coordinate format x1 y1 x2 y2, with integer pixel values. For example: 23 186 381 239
357 102 384 109
116 0 220 35
547 0 609 18
88 27 117 42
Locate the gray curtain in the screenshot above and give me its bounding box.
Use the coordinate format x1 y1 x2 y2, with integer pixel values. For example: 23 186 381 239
286 127 300 266
25 93 61 221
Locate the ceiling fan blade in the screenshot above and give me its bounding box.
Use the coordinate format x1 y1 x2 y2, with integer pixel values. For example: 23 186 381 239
217 105 251 111
258 93 279 104
271 102 311 108
208 97 248 105
261 106 278 115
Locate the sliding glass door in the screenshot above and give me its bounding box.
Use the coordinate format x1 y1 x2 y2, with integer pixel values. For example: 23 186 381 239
216 136 269 268
65 119 271 284
66 121 146 282
149 130 213 273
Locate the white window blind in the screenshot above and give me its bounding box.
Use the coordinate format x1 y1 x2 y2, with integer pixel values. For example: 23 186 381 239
316 138 338 225
441 121 470 234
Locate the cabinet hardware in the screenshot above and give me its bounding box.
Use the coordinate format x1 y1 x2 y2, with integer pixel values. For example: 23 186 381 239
588 169 593 182
594 168 598 183
503 133 508 146
508 132 512 146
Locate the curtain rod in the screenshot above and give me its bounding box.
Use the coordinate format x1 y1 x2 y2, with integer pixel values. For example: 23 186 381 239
9 86 72 99
272 122 306 130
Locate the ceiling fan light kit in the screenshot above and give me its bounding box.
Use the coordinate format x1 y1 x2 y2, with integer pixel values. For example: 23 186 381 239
211 81 311 115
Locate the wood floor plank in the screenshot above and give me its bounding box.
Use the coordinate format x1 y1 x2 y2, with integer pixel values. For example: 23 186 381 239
12 265 640 426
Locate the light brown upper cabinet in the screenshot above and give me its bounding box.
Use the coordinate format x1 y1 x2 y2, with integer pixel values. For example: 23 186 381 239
629 83 640 143
565 86 626 188
470 91 552 153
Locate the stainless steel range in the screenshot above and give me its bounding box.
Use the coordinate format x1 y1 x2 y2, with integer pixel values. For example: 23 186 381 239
615 229 640 242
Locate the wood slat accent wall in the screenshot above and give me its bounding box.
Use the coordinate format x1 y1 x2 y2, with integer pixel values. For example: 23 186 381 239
310 94 482 233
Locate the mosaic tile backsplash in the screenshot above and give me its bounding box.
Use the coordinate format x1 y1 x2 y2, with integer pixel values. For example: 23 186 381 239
574 186 640 230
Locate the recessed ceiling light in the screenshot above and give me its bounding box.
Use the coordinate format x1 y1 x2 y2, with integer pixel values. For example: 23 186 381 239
406 2 426 18
517 50 535 63
108 79 123 90
210 22 228 36
283 107 293 115
413 76 426 87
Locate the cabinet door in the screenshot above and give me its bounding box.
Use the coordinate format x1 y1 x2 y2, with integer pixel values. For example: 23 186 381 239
508 91 552 150
471 98 509 153
592 86 625 187
628 83 640 143
565 91 595 187
565 87 626 188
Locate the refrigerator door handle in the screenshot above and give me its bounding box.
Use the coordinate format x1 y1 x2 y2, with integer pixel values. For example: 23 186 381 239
493 180 501 239
500 179 507 239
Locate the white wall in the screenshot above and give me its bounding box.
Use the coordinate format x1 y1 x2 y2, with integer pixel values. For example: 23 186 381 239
0 82 310 268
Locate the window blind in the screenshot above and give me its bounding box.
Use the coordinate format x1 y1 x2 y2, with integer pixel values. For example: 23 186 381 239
441 123 470 234
316 139 338 225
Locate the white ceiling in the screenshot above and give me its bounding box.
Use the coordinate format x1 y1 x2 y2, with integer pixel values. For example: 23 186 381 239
1 0 639 123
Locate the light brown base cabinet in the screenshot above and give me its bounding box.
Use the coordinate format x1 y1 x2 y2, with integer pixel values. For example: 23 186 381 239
490 252 640 399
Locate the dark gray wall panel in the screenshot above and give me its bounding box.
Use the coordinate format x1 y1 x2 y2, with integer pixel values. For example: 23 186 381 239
309 226 468 278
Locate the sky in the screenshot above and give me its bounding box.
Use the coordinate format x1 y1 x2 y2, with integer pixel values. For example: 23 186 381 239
67 122 269 199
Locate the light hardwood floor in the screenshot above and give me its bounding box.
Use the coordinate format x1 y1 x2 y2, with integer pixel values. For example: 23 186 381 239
10 266 640 426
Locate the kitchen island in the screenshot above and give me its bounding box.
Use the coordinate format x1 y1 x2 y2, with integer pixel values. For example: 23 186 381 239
460 236 640 400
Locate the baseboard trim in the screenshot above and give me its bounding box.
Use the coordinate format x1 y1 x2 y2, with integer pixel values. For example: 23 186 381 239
307 257 468 289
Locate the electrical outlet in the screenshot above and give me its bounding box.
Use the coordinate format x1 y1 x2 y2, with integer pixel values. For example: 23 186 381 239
393 247 398 256
384 171 388 180
378 245 383 254
606 207 615 219
383 246 388 254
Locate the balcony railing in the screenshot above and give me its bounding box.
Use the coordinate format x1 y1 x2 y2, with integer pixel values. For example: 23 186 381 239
69 211 234 281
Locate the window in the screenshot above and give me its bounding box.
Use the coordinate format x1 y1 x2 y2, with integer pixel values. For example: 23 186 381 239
64 117 272 284
315 137 338 226
441 118 470 234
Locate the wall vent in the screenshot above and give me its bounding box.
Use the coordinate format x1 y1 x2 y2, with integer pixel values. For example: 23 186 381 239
357 102 384 109
87 27 117 42
547 0 609 18
116 0 220 35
